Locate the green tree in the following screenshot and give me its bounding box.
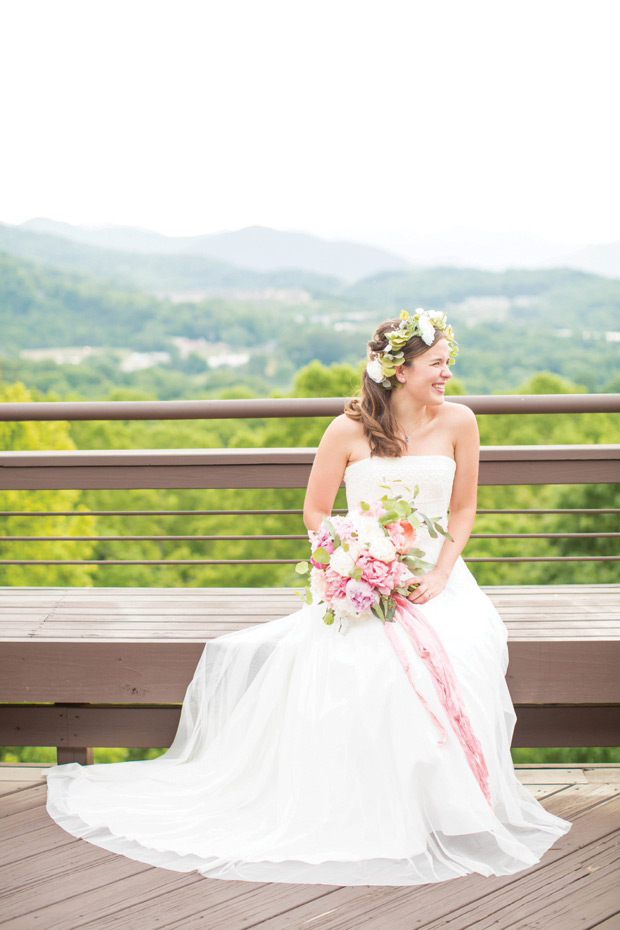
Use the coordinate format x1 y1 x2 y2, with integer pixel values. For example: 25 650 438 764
0 382 97 585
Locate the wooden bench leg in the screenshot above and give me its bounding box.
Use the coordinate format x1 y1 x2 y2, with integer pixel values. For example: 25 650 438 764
57 746 94 765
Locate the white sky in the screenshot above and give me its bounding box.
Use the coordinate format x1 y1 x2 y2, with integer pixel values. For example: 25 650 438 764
1 0 618 249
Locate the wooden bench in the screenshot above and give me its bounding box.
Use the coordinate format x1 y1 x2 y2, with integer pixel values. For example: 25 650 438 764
1 583 619 763
1 434 619 761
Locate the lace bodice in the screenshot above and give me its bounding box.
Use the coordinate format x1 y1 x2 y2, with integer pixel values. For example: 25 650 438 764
344 454 456 561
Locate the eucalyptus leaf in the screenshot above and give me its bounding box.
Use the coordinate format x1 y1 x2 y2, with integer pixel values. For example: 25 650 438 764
373 601 386 622
324 518 341 549
312 546 331 564
418 512 438 537
434 524 454 541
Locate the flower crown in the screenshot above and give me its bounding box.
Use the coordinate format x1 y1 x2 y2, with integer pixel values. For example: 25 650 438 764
365 308 458 389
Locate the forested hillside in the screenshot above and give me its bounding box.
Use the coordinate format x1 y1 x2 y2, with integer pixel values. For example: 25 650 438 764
2 248 619 394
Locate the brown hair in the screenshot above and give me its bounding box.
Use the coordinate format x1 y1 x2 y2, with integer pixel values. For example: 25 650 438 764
344 317 447 457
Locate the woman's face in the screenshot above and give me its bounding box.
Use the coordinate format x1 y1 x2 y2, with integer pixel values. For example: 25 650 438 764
399 338 452 405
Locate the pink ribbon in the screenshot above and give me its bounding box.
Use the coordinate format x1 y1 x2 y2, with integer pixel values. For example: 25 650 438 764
384 594 492 807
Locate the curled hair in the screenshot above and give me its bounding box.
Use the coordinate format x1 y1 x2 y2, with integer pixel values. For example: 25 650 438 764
345 317 447 457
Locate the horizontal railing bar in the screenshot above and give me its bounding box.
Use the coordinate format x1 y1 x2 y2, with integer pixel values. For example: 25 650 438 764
2 532 618 542
0 534 310 542
1 556 618 565
0 508 618 517
476 509 620 515
1 394 619 421
3 445 617 469
0 509 326 517
1 445 618 492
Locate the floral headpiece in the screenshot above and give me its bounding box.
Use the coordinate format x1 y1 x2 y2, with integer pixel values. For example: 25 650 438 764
365 308 458 389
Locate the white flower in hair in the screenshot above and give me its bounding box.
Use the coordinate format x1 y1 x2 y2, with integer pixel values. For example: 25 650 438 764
366 308 459 390
418 312 435 345
366 358 385 383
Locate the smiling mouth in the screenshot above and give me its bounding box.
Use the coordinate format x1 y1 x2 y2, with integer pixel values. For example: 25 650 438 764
432 383 446 393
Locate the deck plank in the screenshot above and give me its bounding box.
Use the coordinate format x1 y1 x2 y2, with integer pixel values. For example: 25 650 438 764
0 773 618 929
1 585 619 643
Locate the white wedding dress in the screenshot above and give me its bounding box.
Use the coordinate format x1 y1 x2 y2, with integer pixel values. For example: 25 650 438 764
46 455 572 885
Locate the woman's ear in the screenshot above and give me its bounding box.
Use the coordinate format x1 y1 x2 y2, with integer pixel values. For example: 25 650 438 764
395 366 406 383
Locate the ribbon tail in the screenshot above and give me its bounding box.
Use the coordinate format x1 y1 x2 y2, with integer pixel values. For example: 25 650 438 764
384 619 449 746
387 595 493 808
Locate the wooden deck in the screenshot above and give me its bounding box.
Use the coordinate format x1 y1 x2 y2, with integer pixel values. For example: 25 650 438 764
0 763 619 929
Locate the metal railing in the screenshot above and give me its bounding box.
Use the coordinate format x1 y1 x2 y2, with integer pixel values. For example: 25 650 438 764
1 395 619 570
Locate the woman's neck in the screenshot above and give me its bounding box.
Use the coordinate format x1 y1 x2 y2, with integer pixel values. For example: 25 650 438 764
390 395 430 437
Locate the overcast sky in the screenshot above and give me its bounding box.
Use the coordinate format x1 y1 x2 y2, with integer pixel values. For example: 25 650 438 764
1 0 618 252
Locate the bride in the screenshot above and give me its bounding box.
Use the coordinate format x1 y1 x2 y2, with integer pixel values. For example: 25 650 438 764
46 309 572 886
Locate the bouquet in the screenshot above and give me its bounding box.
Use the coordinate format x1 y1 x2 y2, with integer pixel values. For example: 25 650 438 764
296 481 453 633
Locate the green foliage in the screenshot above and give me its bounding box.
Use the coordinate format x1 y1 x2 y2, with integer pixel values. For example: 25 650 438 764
0 382 97 585
2 362 617 590
2 744 617 764
2 248 619 396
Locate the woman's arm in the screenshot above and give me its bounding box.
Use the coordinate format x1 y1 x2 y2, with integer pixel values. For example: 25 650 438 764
435 404 480 577
303 415 355 532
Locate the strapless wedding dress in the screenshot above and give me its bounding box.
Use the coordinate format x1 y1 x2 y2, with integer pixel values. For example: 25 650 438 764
46 455 572 885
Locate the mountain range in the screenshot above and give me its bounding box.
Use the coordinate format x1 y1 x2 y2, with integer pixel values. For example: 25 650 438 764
1 219 619 295
18 218 410 282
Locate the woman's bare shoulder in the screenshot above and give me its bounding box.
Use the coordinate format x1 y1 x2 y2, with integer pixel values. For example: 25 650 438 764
322 413 365 440
443 399 476 421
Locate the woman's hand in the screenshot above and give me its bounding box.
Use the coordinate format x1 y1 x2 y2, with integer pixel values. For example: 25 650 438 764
407 568 449 605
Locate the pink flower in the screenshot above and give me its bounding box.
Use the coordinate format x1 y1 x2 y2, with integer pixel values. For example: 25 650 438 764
325 568 349 600
331 516 357 542
385 520 417 554
345 579 378 612
387 560 415 589
356 553 394 595
361 500 386 519
314 525 335 554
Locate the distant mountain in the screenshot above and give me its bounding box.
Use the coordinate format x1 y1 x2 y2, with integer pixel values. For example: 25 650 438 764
537 241 620 279
342 264 620 332
367 227 591 272
0 222 340 297
20 219 411 281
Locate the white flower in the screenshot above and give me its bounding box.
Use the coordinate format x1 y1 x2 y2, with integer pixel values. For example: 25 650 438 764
367 536 397 562
357 517 385 547
366 359 384 383
330 546 355 577
346 541 361 562
417 312 435 345
332 597 364 632
427 310 446 326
